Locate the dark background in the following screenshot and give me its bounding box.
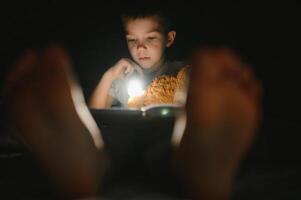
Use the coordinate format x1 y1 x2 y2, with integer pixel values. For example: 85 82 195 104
1 1 300 124
0 1 300 198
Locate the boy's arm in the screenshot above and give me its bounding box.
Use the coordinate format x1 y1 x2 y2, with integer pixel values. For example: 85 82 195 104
89 58 142 109
89 71 115 109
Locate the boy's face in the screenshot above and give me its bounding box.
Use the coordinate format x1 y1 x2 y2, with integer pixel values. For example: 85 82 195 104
125 16 170 70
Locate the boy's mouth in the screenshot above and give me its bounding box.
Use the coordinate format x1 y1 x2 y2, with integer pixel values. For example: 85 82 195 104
139 57 150 61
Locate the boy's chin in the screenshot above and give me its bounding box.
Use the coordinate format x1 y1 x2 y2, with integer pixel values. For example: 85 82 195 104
138 62 157 70
139 63 152 69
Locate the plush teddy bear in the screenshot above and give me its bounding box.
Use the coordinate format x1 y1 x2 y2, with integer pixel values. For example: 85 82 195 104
128 67 190 108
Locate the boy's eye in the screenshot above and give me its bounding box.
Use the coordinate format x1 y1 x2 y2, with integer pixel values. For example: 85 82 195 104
127 39 136 43
147 37 156 40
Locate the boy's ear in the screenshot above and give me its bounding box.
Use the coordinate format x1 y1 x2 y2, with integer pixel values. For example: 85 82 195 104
166 30 176 48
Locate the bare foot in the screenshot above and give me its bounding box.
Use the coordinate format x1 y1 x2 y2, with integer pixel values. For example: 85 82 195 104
173 47 262 200
4 46 107 198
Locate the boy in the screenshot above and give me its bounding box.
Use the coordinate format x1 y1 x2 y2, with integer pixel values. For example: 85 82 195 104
89 9 187 108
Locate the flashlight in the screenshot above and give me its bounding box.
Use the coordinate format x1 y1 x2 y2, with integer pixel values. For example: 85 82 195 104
127 78 144 98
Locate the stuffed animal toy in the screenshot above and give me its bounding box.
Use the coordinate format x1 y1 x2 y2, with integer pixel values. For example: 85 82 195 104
128 67 190 108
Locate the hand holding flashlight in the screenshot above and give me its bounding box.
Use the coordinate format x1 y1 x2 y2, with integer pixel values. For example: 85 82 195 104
107 58 146 106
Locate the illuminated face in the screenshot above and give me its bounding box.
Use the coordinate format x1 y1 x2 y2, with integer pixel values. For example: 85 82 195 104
125 17 168 70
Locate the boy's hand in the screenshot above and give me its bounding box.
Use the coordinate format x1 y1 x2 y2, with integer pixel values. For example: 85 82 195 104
107 58 143 80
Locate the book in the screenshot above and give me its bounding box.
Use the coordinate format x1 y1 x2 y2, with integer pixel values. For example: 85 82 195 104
90 104 184 126
90 104 184 117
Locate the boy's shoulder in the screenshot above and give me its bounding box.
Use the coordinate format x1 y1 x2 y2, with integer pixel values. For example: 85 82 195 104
163 60 187 77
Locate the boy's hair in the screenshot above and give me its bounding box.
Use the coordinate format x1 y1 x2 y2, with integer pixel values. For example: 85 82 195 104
120 5 172 35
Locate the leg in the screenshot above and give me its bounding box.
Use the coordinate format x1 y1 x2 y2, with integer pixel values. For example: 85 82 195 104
172 47 262 200
4 46 108 198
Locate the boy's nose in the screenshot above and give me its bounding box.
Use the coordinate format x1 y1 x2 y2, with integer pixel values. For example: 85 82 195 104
136 42 147 50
